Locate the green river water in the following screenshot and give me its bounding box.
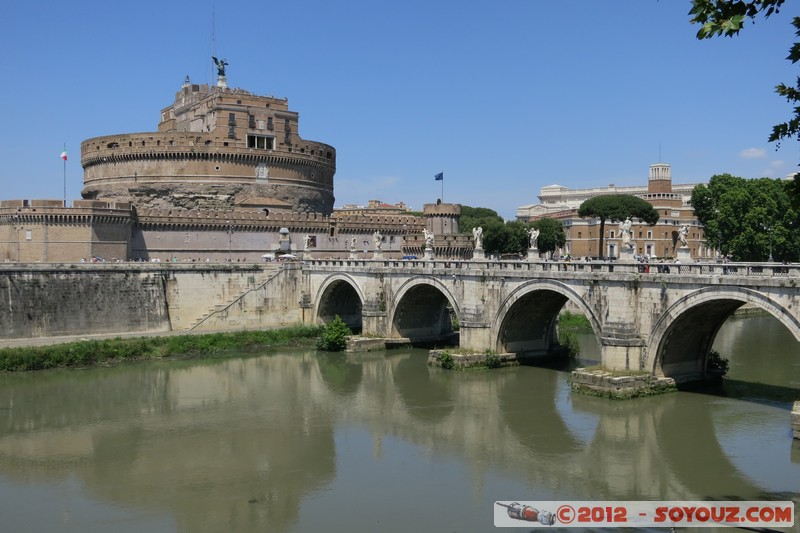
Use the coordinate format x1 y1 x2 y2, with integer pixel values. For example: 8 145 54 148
0 314 798 532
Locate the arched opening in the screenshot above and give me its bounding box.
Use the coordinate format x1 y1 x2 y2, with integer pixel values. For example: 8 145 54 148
496 290 570 358
317 279 362 334
392 284 458 346
656 299 743 381
650 288 800 385
493 282 603 364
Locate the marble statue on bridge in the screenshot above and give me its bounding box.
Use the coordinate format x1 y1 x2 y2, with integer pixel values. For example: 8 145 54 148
423 229 434 250
528 227 540 250
619 218 633 249
472 226 483 250
678 225 689 247
373 230 382 250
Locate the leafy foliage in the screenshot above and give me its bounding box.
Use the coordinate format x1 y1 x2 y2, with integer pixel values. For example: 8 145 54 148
577 195 660 259
460 206 527 255
437 351 455 369
316 315 352 352
689 1 800 201
689 0 785 38
707 349 730 376
529 217 566 256
690 173 800 261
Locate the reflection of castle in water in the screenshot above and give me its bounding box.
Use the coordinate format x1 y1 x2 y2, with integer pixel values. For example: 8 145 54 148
0 350 791 530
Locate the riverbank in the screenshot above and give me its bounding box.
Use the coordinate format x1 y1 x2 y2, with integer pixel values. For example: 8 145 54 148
0 325 323 372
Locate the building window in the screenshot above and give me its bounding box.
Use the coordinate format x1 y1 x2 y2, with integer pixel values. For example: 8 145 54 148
25 230 32 241
610 230 615 238
647 230 652 239
247 135 274 149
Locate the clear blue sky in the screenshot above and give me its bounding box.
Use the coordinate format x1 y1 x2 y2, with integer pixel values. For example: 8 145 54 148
2 0 797 219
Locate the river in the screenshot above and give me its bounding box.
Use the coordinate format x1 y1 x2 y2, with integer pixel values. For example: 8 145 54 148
0 314 798 532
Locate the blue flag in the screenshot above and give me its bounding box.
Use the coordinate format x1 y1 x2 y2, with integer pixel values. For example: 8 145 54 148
434 172 443 181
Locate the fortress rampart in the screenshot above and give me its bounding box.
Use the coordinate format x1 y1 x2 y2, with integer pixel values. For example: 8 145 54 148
80 81 337 214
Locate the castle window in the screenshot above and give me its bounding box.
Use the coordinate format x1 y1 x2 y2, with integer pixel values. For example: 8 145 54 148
248 115 256 129
647 230 652 239
267 117 273 130
247 135 274 149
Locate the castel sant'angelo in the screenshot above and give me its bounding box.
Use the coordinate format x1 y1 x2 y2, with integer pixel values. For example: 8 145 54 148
0 61 472 262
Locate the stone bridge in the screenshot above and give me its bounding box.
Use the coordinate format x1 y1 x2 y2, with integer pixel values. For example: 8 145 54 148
303 258 800 382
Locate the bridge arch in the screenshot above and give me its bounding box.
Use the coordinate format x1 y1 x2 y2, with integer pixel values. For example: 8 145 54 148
646 286 800 380
492 280 602 356
314 273 365 332
388 277 461 344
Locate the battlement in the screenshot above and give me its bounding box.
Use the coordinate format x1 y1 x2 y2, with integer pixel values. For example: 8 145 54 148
133 206 426 233
423 203 461 217
81 132 335 168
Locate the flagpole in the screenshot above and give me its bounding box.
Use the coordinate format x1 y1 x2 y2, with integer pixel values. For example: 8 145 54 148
63 143 67 206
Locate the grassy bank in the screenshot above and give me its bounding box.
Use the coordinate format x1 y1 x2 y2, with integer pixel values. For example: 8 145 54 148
0 325 324 372
557 311 592 357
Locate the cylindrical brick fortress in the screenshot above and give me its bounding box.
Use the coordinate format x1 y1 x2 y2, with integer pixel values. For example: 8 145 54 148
81 82 336 214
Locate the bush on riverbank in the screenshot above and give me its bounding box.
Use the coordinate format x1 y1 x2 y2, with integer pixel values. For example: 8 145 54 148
0 325 323 372
316 316 352 352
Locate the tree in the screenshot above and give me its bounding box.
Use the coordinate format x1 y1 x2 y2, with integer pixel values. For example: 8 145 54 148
689 1 800 196
577 195 660 259
690 173 800 261
529 218 566 257
316 315 351 351
460 206 504 233
460 206 526 255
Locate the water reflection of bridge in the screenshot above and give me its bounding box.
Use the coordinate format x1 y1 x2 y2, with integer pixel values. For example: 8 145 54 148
1 350 792 531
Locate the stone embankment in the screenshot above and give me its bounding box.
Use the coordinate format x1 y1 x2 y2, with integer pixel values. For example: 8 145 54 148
0 263 303 343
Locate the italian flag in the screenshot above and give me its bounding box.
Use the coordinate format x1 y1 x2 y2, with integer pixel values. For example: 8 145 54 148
61 148 67 161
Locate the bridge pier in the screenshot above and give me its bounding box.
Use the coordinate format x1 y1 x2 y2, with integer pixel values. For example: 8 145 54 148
600 322 645 372
457 322 492 353
361 300 387 338
600 342 645 372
